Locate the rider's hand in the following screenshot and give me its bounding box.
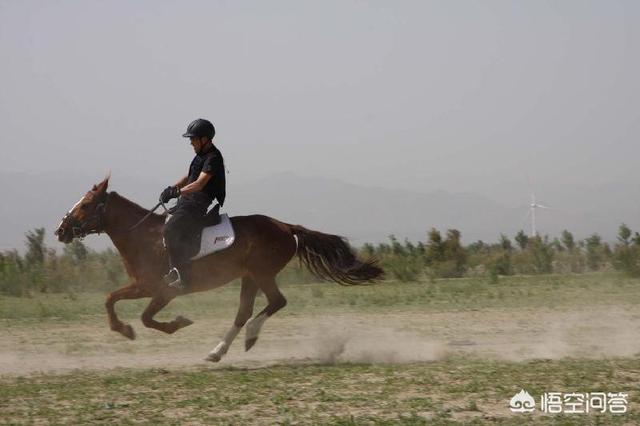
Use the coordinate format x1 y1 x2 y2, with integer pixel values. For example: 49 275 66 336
159 186 181 203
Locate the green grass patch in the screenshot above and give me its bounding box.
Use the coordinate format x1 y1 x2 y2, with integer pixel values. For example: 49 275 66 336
1 357 639 424
1 272 639 323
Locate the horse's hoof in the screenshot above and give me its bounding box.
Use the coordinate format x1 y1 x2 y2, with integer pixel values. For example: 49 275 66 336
245 337 258 352
175 316 194 329
121 324 136 340
205 352 222 363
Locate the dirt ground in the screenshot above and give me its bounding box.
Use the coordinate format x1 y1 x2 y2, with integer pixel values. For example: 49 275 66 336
2 304 639 376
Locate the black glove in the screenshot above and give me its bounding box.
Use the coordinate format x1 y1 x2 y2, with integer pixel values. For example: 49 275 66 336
159 186 181 204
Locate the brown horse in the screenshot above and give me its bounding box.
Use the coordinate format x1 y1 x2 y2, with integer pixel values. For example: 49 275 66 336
54 176 383 362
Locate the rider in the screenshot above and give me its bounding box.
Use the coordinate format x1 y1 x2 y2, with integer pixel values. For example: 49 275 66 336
160 118 226 289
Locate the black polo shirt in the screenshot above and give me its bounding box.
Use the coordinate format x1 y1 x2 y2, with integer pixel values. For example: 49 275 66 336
179 144 226 207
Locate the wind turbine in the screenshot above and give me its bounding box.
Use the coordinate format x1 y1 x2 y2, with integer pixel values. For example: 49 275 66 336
528 193 552 237
520 175 554 237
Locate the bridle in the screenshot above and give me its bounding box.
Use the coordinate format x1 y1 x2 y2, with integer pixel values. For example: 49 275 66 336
59 192 109 240
58 192 169 240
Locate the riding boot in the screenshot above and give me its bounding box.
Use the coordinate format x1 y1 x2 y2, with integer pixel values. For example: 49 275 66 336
163 201 206 291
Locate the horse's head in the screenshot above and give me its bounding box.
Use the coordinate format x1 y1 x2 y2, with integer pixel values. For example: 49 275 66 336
55 175 110 243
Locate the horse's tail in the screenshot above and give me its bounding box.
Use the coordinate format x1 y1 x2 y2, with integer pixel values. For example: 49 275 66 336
287 224 384 285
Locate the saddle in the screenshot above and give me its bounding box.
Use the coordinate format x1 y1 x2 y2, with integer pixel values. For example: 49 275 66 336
164 204 235 260
192 211 235 260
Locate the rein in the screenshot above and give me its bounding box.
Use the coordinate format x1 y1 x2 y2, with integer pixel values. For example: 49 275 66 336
127 201 169 231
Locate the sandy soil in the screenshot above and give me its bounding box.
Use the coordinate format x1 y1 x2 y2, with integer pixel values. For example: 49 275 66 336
2 305 639 376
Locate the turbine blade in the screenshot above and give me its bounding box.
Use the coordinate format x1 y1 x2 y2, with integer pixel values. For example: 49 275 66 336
536 203 556 210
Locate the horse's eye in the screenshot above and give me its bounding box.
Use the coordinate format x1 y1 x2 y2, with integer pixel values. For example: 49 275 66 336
80 205 88 210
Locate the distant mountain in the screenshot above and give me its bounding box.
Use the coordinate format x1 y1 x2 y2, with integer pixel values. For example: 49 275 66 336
228 172 512 245
229 172 640 246
1 170 639 252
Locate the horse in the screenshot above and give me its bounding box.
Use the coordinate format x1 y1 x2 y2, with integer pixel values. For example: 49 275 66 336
54 176 383 362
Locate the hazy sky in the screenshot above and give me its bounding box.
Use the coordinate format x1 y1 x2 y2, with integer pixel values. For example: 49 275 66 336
1 1 639 203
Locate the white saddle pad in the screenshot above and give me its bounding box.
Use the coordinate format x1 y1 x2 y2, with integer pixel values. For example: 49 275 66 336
192 213 235 260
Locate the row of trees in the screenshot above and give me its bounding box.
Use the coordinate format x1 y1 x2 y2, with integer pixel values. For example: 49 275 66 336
0 228 127 296
364 225 640 281
1 225 639 295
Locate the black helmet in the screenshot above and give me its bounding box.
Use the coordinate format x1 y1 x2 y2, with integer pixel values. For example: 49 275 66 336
182 118 215 139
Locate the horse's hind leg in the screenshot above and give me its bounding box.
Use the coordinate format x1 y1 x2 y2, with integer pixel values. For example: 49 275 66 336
141 295 193 334
106 283 146 340
245 276 287 351
206 276 259 362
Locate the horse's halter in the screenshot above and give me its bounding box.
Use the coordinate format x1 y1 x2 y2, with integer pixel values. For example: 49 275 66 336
59 192 109 240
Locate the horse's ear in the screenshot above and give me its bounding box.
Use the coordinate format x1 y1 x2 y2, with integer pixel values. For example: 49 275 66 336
94 172 110 193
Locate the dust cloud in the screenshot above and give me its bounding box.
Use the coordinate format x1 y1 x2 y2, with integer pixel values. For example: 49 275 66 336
2 307 640 376
311 322 447 364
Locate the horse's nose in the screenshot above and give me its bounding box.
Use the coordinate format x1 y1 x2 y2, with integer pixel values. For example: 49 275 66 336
54 227 63 237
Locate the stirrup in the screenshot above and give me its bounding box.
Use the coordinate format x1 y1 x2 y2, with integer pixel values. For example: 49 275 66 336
164 267 185 290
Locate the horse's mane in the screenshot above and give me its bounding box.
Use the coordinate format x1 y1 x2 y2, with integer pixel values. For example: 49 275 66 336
108 191 165 221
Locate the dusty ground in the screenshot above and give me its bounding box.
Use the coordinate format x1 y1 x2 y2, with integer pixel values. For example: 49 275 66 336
2 276 640 424
2 304 639 376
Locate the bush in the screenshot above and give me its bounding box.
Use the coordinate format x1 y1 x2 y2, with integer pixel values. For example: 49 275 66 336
0 229 129 296
384 255 423 282
613 224 640 277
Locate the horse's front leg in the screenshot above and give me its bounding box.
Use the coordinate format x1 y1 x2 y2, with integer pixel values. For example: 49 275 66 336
106 283 146 340
141 294 194 334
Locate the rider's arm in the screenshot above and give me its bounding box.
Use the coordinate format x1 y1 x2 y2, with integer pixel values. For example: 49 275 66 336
174 175 188 189
179 172 212 195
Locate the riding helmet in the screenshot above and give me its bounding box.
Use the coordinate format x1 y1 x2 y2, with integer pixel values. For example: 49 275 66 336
182 118 215 139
